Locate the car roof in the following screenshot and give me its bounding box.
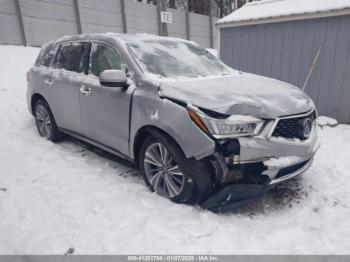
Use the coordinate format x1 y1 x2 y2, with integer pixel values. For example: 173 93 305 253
51 33 196 46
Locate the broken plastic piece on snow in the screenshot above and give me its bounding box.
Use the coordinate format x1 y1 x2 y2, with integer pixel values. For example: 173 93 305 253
200 182 270 212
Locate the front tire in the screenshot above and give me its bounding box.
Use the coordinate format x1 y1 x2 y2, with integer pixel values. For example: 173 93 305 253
139 131 213 204
34 99 63 142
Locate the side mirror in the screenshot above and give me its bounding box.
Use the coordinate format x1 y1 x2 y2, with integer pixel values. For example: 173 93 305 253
99 69 129 88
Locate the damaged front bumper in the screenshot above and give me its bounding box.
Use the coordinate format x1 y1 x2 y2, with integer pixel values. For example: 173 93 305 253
200 116 320 212
201 157 314 212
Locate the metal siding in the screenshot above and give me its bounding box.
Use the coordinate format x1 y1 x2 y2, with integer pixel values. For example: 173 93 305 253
0 0 16 13
19 0 78 46
289 21 305 87
247 25 257 72
283 21 296 83
20 0 76 22
231 27 241 69
315 17 336 116
79 0 121 12
326 17 345 119
239 26 250 71
263 24 274 77
22 16 77 46
306 18 327 107
168 8 186 39
297 19 314 89
220 14 350 123
189 12 210 47
271 23 284 80
232 28 240 67
212 17 219 48
78 0 123 34
124 0 158 35
226 29 234 65
1 1 215 49
254 25 265 76
0 0 22 45
220 27 233 66
325 18 341 118
336 16 350 123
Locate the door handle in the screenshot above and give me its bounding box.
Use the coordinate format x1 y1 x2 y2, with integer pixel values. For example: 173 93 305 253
80 85 92 96
44 79 54 86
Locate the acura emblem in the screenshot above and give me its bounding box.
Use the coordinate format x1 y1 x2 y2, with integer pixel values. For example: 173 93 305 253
302 118 312 139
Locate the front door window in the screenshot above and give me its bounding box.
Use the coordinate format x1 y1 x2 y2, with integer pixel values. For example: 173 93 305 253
89 43 123 77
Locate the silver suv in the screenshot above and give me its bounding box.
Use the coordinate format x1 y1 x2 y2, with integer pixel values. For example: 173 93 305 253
26 34 319 211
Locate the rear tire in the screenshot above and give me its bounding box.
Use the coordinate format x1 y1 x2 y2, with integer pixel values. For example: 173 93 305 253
34 99 63 142
139 130 213 204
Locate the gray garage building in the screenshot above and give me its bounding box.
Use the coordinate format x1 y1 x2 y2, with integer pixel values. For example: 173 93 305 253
216 0 350 123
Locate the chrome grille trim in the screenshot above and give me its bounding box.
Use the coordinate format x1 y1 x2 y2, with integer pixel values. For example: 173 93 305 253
267 109 317 140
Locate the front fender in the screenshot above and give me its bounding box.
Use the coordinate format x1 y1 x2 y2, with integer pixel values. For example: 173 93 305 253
129 87 215 160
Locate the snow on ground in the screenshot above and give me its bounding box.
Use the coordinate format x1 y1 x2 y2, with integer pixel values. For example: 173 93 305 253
318 116 339 127
1 45 350 254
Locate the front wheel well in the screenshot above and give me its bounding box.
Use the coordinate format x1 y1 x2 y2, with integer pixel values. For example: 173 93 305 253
133 126 184 169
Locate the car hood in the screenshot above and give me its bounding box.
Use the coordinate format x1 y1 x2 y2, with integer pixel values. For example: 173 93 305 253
158 73 314 119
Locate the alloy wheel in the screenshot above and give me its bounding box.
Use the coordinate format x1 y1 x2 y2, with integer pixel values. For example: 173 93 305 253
35 104 52 139
144 142 185 198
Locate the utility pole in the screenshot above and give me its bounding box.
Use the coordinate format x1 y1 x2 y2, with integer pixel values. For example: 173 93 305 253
157 0 168 36
208 0 214 48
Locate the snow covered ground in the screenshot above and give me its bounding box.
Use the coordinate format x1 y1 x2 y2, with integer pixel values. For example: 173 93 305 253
1 45 350 255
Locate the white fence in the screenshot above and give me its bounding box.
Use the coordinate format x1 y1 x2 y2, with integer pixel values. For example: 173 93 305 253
0 0 219 48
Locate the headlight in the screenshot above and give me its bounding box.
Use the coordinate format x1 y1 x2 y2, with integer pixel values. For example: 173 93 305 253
187 105 264 138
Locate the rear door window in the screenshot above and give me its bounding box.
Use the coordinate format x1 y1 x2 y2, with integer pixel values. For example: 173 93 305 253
89 43 123 77
55 42 87 73
36 43 56 67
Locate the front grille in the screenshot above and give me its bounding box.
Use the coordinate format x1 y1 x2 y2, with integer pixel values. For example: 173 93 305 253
272 111 316 140
275 160 309 179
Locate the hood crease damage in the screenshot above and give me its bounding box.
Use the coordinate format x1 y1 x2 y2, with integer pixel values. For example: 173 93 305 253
157 73 314 119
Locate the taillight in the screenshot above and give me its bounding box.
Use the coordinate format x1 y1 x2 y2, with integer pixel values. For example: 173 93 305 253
26 70 31 82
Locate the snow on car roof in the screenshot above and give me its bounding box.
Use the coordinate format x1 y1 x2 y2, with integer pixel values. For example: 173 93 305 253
53 33 197 46
217 0 350 26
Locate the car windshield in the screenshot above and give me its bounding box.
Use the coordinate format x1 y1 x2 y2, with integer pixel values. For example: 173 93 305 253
127 39 233 78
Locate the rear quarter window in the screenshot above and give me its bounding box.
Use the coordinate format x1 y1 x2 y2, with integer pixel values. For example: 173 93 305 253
35 43 56 67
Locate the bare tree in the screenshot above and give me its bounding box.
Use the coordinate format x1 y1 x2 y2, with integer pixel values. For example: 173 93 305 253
213 0 251 17
169 0 176 8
